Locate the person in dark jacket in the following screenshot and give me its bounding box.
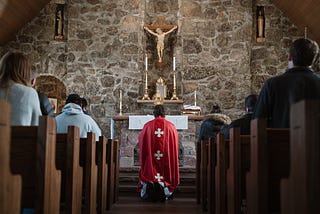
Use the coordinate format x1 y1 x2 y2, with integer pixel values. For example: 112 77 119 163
38 92 55 117
198 105 231 143
220 94 258 140
253 38 320 128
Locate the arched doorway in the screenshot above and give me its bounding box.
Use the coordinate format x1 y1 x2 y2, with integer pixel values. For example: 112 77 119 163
35 75 66 114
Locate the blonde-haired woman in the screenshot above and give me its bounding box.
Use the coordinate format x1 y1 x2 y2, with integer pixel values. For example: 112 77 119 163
0 52 41 125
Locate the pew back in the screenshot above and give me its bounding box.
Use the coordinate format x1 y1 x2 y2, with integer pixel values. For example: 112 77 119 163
56 127 83 214
281 100 320 213
246 118 289 214
10 116 61 213
0 101 22 214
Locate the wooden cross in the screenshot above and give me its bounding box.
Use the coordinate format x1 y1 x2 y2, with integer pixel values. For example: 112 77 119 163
154 128 164 137
144 16 176 32
155 173 163 182
154 150 164 160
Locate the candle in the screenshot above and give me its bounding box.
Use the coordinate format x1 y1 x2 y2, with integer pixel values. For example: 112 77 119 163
145 55 148 71
173 56 176 71
119 89 122 114
304 27 308 39
194 90 197 106
173 72 176 89
145 72 148 89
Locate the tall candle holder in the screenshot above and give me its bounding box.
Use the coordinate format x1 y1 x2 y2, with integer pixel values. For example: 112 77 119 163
171 70 179 100
142 71 150 100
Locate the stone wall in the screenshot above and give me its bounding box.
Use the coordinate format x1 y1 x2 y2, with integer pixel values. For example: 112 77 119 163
0 0 315 137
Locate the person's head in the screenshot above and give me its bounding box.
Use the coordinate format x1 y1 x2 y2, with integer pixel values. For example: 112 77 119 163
81 97 88 113
153 105 165 117
0 52 31 88
289 38 319 67
245 94 258 113
210 104 221 114
66 93 82 106
156 28 163 34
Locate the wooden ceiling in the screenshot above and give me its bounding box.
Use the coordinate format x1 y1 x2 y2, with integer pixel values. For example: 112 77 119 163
0 0 319 46
0 0 50 46
273 0 320 43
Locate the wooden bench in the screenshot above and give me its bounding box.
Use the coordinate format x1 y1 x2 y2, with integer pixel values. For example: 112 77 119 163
106 138 115 210
0 101 22 214
57 129 109 214
113 139 120 203
56 127 83 214
226 128 250 214
196 142 201 204
281 100 320 213
80 133 98 214
214 133 227 214
200 140 209 211
246 118 290 214
207 137 216 214
9 116 61 213
97 136 108 213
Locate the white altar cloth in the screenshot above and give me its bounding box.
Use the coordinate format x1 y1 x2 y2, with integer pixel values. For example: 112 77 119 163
128 115 188 130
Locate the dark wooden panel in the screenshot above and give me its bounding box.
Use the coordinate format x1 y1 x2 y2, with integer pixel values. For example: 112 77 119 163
0 0 50 45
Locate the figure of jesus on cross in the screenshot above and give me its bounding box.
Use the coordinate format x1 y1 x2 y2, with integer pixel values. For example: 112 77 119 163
143 16 178 63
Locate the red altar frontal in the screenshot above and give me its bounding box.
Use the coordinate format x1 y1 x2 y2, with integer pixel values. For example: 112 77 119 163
111 115 203 169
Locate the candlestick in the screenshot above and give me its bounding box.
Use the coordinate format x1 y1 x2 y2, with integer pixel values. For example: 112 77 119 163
304 27 308 39
171 70 178 100
145 55 148 71
194 90 197 106
173 56 176 71
119 89 122 115
142 71 150 100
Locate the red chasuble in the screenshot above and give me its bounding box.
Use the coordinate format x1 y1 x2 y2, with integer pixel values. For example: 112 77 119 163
138 116 180 192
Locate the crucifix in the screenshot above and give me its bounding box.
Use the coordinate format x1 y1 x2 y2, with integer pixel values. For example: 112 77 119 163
144 16 178 63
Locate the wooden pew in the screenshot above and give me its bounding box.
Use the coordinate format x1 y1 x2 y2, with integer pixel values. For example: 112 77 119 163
9 116 61 213
246 118 290 214
281 100 320 213
200 140 209 211
207 137 216 214
80 133 98 214
113 139 120 203
96 136 108 213
196 142 201 204
226 128 250 214
0 101 22 214
214 133 227 214
56 126 83 214
57 129 108 214
106 138 115 210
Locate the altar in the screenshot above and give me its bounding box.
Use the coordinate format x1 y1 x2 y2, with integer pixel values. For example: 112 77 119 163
111 114 203 168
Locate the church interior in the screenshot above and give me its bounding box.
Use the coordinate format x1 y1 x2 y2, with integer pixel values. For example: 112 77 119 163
1 0 319 213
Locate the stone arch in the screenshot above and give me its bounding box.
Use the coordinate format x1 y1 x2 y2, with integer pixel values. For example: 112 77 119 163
35 75 66 114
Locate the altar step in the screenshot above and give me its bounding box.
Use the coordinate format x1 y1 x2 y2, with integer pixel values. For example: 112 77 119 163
118 167 196 198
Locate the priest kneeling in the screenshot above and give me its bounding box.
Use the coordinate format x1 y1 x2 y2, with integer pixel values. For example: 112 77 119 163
138 105 180 202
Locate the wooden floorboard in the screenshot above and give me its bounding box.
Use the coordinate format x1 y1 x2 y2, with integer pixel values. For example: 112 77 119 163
108 196 202 213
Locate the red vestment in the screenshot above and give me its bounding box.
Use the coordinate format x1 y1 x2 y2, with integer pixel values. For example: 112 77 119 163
138 116 180 192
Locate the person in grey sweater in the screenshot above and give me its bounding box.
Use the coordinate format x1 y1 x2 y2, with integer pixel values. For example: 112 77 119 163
55 93 101 141
0 52 42 125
